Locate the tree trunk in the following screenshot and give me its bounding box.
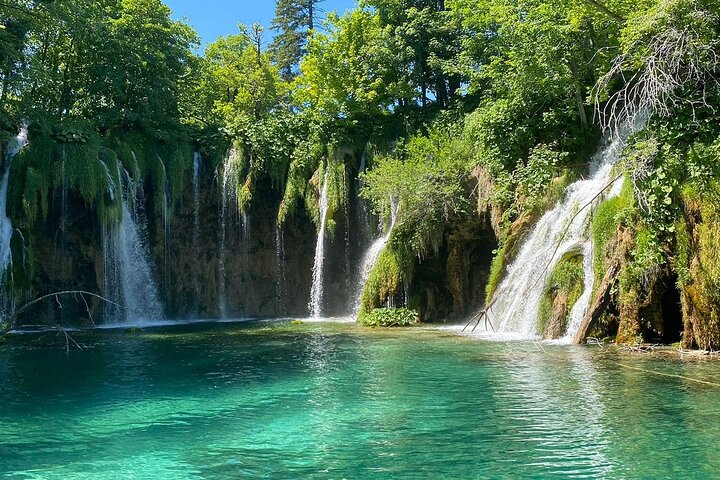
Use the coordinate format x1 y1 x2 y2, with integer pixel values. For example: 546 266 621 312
576 84 588 129
573 259 620 344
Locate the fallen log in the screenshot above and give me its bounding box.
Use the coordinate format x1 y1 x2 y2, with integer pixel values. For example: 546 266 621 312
573 230 633 344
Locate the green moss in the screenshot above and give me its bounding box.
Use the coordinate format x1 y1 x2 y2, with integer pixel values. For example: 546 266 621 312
680 183 720 349
325 153 349 237
358 241 412 318
485 241 509 304
158 140 193 204
674 216 692 287
278 131 325 225
591 178 635 285
537 253 585 337
360 308 419 327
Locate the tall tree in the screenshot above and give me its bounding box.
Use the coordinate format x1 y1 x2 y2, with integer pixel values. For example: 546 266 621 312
362 0 465 108
270 0 324 80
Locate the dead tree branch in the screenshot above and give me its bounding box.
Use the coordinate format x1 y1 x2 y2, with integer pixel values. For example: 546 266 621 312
594 2 720 130
0 290 128 336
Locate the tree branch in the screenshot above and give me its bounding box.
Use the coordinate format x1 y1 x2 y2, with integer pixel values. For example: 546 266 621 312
0 290 128 336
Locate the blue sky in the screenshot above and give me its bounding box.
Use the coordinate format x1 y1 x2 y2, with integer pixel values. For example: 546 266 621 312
164 0 358 50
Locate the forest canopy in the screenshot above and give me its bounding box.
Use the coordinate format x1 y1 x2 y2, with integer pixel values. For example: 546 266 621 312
1 0 720 342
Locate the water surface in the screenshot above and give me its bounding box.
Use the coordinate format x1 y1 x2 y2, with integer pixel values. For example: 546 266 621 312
1 320 718 479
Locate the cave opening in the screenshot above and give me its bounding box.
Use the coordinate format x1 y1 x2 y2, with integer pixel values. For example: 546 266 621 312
661 276 683 344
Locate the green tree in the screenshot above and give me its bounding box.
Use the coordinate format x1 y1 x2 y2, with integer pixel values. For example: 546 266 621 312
295 9 406 120
199 25 286 129
270 0 325 80
362 0 465 109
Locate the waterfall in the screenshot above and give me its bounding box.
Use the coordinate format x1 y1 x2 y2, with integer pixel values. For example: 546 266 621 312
156 155 170 291
0 128 27 277
218 148 239 318
275 223 287 313
241 212 251 317
192 151 201 258
309 169 330 318
352 199 398 315
0 128 28 316
156 155 170 241
486 121 642 340
103 166 163 324
192 151 201 309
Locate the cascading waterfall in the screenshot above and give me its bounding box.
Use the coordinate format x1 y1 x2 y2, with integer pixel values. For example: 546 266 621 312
0 128 28 315
218 148 239 318
352 199 398 315
157 155 171 290
275 224 287 312
103 164 163 324
0 128 27 275
309 169 330 318
486 120 643 340
192 151 202 307
241 211 251 317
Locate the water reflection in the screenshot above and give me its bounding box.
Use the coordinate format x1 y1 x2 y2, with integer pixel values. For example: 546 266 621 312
1 323 720 479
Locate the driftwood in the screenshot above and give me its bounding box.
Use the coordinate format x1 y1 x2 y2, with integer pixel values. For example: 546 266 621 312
573 230 632 344
462 298 497 333
0 290 127 337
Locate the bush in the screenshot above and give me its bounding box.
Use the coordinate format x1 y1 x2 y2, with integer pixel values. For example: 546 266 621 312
360 308 419 327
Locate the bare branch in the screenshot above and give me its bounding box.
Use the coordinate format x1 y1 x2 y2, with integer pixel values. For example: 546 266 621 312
594 2 720 130
1 290 129 336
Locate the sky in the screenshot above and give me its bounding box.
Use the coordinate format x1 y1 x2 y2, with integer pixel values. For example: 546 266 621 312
164 0 359 50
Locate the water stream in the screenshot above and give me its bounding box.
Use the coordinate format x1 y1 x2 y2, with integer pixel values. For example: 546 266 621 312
275 224 287 312
218 148 239 319
0 128 28 315
156 155 171 291
192 151 202 308
353 199 398 315
0 128 27 278
309 169 330 318
103 164 163 324
486 122 641 340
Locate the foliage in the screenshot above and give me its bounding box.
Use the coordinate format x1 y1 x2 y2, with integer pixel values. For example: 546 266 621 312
270 0 324 79
358 243 412 317
361 121 471 258
360 308 419 327
295 8 403 119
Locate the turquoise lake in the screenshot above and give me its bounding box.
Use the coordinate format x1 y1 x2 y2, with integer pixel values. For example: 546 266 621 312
1 320 719 479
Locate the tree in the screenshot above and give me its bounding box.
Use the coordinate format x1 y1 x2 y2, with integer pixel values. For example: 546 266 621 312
295 9 407 120
270 0 324 80
362 0 465 109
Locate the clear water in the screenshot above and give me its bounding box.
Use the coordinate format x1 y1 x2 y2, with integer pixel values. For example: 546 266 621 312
1 321 719 479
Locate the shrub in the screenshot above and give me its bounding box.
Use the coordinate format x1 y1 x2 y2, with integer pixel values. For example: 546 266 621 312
360 308 419 327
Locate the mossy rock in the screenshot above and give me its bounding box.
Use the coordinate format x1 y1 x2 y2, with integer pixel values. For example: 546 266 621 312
538 253 585 339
